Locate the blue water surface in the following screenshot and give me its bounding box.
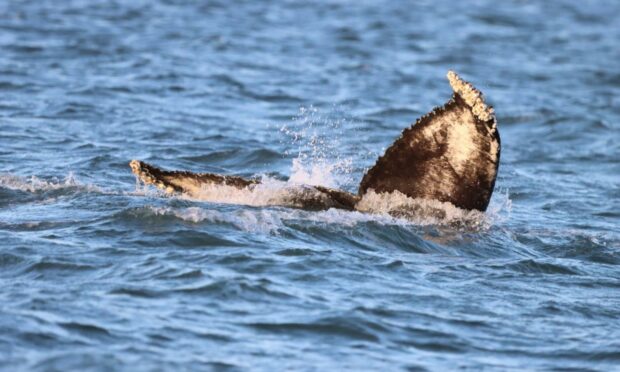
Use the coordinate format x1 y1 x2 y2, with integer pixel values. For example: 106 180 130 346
1 0 619 370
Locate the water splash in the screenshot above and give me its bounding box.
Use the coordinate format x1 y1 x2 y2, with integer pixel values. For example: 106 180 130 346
144 206 284 234
0 172 101 193
140 204 405 235
280 105 354 189
486 187 513 225
356 190 491 228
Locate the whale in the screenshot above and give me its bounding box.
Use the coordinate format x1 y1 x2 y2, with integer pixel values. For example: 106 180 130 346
130 71 500 212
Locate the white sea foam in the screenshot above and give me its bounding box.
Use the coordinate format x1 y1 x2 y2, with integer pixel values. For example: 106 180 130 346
355 190 490 227
143 188 509 237
145 204 409 234
288 158 340 188
176 176 317 208
165 182 510 230
0 172 102 193
146 206 284 234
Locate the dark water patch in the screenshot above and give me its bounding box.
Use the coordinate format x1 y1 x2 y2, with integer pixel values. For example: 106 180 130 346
181 148 281 166
240 88 304 104
85 154 116 168
109 287 164 299
358 224 440 254
5 44 45 54
30 352 125 372
212 253 257 265
490 259 583 276
18 331 65 348
275 248 316 257
148 325 234 344
247 316 383 343
593 210 620 218
174 278 295 301
201 361 242 371
24 260 100 274
209 73 245 90
395 337 467 353
181 149 242 163
157 268 204 280
366 107 421 119
0 252 25 268
59 322 112 339
472 13 534 29
0 187 33 207
383 259 405 269
167 229 242 248
0 81 28 90
194 331 234 343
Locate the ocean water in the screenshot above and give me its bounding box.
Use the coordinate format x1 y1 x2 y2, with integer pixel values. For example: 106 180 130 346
1 0 619 370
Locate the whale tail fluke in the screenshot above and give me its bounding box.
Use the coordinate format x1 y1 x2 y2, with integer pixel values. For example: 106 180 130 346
130 71 500 213
358 71 500 211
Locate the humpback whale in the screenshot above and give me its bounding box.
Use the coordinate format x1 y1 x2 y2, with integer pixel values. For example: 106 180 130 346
130 71 500 213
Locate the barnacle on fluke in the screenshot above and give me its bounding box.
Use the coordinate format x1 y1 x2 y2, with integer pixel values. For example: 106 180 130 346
130 71 500 213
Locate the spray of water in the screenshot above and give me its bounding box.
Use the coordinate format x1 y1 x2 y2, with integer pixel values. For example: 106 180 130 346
280 105 354 189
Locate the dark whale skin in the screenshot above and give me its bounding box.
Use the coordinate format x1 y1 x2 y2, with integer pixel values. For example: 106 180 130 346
359 94 500 211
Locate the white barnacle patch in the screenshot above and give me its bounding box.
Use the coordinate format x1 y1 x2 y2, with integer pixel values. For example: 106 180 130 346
445 117 477 174
447 70 494 123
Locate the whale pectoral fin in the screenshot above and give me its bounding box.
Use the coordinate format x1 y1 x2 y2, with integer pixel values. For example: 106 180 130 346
358 71 500 211
129 160 258 197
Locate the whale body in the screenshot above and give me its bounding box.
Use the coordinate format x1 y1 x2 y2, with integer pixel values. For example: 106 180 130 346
130 71 500 212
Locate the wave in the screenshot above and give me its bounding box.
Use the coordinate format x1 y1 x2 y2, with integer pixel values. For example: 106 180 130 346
162 184 509 230
0 172 101 194
142 206 285 234
131 188 510 238
356 190 490 228
279 105 356 189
